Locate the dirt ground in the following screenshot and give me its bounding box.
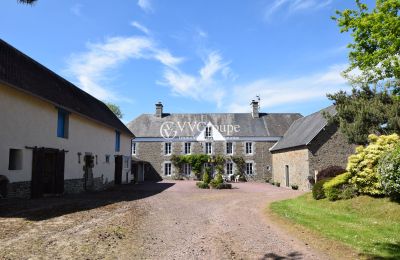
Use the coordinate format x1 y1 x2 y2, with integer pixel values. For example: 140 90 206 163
0 181 328 260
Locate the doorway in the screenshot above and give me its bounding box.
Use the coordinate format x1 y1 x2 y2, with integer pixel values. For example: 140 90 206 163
114 155 123 185
285 165 290 187
31 148 65 198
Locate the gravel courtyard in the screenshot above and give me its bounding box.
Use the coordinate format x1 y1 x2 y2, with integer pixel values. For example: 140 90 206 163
0 181 327 259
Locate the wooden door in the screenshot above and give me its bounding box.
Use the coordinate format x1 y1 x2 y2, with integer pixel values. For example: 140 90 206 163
114 156 123 185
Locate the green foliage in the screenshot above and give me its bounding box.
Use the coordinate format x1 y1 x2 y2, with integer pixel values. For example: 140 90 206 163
214 155 226 175
187 154 210 176
202 170 211 184
231 156 245 178
338 185 358 200
196 181 209 189
378 145 400 199
323 172 353 201
291 184 299 190
215 183 232 189
210 173 224 188
312 178 332 200
105 102 123 119
333 0 400 89
347 134 399 195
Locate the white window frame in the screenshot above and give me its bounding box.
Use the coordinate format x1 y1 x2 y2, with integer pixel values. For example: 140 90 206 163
132 141 137 155
226 142 233 155
245 142 253 155
164 143 172 155
183 163 191 176
123 156 130 169
205 142 212 154
205 126 212 139
184 142 191 154
226 162 233 175
246 162 253 175
165 162 172 176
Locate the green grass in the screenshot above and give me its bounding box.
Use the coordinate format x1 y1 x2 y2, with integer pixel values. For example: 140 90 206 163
270 193 400 259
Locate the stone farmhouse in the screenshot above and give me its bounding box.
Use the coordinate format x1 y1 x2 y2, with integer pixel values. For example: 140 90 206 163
127 101 302 182
270 106 355 190
0 39 134 198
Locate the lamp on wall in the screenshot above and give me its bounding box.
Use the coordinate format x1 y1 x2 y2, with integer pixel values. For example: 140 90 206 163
77 152 82 164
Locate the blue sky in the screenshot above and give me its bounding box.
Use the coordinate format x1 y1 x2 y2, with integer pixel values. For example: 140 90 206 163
0 0 374 122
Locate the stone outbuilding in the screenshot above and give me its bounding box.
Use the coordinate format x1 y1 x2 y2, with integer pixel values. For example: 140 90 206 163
270 106 355 190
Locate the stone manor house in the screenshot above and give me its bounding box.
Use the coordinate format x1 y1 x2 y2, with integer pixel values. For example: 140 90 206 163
127 102 355 189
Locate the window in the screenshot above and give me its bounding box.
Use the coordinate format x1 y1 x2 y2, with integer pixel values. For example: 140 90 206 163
183 163 191 176
57 109 69 138
115 131 121 152
205 142 212 154
184 142 191 154
132 141 137 155
105 155 110 164
226 162 233 175
8 149 23 170
245 142 253 154
246 162 253 175
164 143 172 155
124 156 130 169
165 163 172 176
205 126 212 139
226 142 233 154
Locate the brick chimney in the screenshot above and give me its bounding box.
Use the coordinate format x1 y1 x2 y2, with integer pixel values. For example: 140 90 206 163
251 100 259 118
155 102 163 118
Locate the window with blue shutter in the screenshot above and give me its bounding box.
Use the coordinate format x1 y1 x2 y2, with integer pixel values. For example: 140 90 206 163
115 131 121 152
57 109 69 138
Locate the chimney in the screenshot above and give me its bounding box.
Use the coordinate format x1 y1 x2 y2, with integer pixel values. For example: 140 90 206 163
251 100 259 118
155 102 163 118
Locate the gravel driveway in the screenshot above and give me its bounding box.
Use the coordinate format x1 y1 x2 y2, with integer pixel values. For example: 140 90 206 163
0 181 327 259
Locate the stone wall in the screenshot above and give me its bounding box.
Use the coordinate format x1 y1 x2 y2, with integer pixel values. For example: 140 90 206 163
134 140 275 182
271 148 310 190
308 124 355 178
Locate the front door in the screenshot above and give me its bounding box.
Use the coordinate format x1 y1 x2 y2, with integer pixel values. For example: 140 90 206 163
285 165 290 187
114 156 123 185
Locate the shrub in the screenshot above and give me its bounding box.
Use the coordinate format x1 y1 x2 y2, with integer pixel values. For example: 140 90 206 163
312 178 332 200
271 182 275 186
323 172 352 201
347 134 399 196
338 184 358 200
196 181 209 189
275 182 281 187
317 166 346 181
216 183 232 189
378 145 400 199
210 173 224 188
202 170 211 184
291 184 299 190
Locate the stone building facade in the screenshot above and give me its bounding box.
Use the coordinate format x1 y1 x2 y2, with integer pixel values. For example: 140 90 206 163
270 106 355 190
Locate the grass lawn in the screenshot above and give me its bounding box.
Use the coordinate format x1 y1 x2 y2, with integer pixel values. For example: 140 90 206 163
270 193 400 259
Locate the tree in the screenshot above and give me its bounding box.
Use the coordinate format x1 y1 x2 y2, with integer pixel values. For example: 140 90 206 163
105 102 123 119
18 0 37 4
328 0 400 144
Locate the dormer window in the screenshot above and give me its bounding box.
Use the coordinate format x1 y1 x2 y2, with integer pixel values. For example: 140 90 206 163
205 126 212 139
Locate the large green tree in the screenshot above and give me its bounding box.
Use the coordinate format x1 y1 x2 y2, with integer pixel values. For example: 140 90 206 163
105 102 123 119
328 0 400 144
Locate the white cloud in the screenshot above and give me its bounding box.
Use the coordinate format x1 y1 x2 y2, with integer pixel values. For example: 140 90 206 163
226 64 349 112
265 0 332 18
137 0 153 13
131 21 150 35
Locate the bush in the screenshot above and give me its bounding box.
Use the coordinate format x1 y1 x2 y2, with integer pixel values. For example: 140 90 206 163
347 134 399 196
338 184 358 200
291 184 299 190
378 145 400 199
202 170 211 184
271 182 275 186
275 182 281 187
196 181 209 189
317 166 346 181
210 173 224 188
312 178 332 200
216 183 232 189
323 172 352 201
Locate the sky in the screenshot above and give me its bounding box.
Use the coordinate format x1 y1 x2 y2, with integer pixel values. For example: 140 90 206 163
0 0 375 122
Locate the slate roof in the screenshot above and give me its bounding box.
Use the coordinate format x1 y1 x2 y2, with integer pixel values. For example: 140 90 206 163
127 112 302 138
0 39 133 136
270 106 336 152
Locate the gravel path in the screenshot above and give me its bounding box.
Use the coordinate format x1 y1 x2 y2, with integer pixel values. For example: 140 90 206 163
0 181 328 259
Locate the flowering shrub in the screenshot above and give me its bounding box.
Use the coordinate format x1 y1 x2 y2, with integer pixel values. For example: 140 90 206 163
347 134 399 196
378 145 400 199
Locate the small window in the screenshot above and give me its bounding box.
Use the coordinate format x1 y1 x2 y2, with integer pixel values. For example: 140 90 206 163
226 162 233 175
165 143 172 155
132 141 137 155
226 142 233 154
183 163 191 176
8 149 23 170
205 126 212 139
245 142 253 154
57 109 69 138
165 163 172 176
124 156 130 169
105 155 110 163
205 142 212 154
184 142 191 154
115 131 121 152
246 162 253 175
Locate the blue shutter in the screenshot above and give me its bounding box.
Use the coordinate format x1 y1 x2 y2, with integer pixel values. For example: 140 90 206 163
57 110 65 138
115 131 121 152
